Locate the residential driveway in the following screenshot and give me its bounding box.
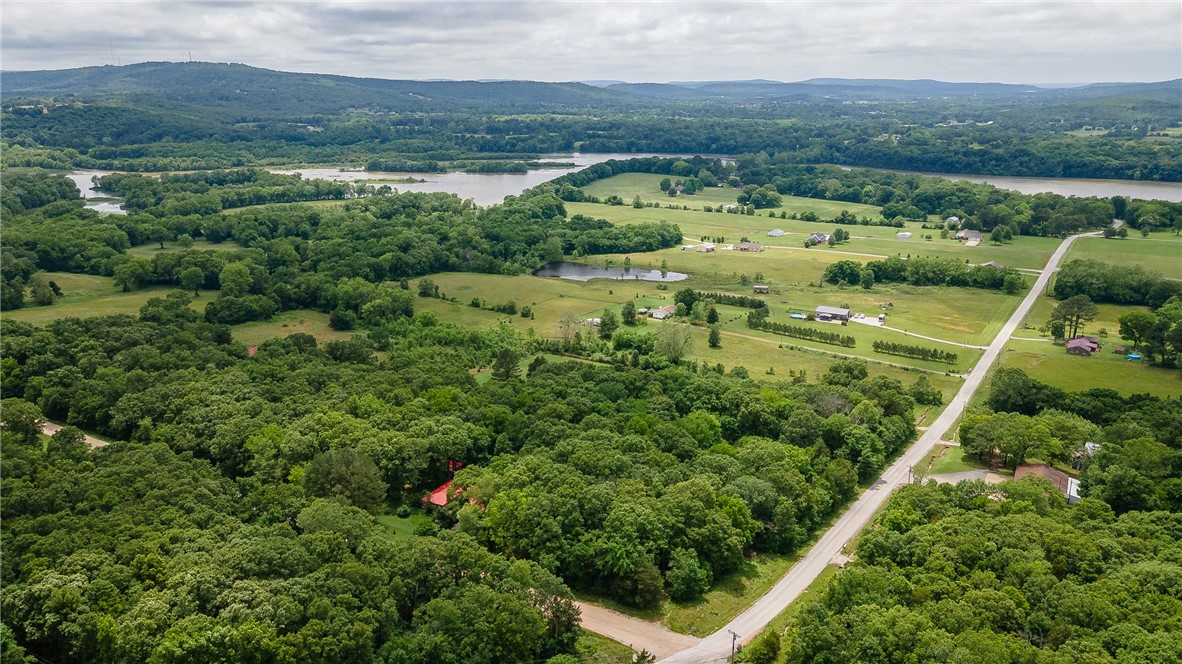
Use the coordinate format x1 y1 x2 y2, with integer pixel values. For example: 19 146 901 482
575 602 701 660
929 469 1007 485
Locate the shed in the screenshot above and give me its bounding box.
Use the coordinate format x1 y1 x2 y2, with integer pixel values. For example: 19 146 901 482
767 229 786 237
981 261 1005 270
896 232 912 239
815 305 852 321
753 284 770 294
953 229 982 241
1114 345 1126 355
1015 464 1080 504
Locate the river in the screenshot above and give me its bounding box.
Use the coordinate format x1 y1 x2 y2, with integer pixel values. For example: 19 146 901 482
839 166 1182 202
65 170 128 214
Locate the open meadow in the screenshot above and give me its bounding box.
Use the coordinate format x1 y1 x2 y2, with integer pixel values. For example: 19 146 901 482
999 338 1180 397
4 272 208 325
1067 234 1182 280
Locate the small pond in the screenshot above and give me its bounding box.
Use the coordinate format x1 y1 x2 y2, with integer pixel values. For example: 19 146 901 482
533 261 688 282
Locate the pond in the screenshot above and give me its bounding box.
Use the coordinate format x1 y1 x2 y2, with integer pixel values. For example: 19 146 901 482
533 261 688 282
65 170 127 214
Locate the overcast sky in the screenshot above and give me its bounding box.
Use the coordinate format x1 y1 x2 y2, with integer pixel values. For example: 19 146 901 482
3 1 1180 84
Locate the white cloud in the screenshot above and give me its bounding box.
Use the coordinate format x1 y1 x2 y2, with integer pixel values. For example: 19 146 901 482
2 1 1178 83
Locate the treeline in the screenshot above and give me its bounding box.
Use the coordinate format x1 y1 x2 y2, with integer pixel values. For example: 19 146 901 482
747 311 857 348
823 256 1026 293
1054 258 1182 308
0 171 80 216
872 340 958 364
97 169 356 215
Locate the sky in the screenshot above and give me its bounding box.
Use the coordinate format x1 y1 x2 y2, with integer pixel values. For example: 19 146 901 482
2 1 1180 84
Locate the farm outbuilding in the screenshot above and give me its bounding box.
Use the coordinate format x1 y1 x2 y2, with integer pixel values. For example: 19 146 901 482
767 229 786 237
896 232 912 239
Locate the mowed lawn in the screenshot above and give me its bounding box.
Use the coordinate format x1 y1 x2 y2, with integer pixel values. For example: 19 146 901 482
4 272 208 325
1015 295 1153 342
999 339 1181 397
1067 235 1182 280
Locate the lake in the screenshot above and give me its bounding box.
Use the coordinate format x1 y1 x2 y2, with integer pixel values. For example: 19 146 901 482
273 152 725 206
533 262 688 282
839 166 1182 202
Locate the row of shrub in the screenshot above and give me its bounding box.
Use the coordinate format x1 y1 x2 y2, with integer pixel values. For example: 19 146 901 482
747 312 857 347
872 340 958 364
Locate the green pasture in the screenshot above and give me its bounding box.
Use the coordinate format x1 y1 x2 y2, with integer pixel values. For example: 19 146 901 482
127 238 243 257
1067 235 1182 280
4 272 207 325
232 310 360 347
999 339 1180 397
376 510 434 539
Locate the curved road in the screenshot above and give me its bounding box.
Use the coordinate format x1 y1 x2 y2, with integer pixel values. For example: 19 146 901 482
648 231 1095 663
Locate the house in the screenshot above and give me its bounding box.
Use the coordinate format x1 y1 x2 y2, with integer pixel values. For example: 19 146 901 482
1014 464 1081 504
981 261 1005 270
650 304 677 320
945 215 961 224
896 231 912 239
734 241 764 252
697 242 716 253
1066 335 1101 356
753 284 770 294
584 317 601 326
636 307 650 315
805 232 829 246
767 229 786 237
423 480 458 508
815 305 852 322
953 229 982 241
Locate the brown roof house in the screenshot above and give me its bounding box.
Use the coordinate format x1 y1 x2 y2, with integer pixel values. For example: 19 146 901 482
1066 335 1101 356
734 241 764 252
953 229 982 241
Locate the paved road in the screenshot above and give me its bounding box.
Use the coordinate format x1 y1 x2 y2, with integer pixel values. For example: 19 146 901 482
41 422 109 448
656 230 1094 663
576 602 700 660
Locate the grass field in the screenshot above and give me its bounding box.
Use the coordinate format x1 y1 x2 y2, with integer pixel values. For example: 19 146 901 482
4 272 208 325
1067 235 1182 280
376 510 434 539
999 339 1181 397
231 310 360 346
1015 295 1152 341
920 443 987 476
414 272 966 401
127 238 243 257
576 632 636 664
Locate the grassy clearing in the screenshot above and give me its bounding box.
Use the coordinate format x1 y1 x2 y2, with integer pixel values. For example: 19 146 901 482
1067 235 1182 280
667 554 799 636
473 352 602 383
921 444 987 476
126 238 244 257
376 510 434 539
232 310 359 347
576 631 636 664
999 339 1181 397
221 199 348 215
5 273 208 325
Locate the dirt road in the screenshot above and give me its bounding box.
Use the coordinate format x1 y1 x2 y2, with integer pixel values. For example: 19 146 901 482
41 421 109 448
575 602 700 660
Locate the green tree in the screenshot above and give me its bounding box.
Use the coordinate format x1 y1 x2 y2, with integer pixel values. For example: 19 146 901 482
304 448 388 513
176 234 194 249
665 548 711 601
218 262 252 297
1051 294 1097 338
0 398 45 445
491 348 521 381
859 268 875 290
599 309 619 340
179 266 204 296
1118 311 1156 350
657 323 694 362
708 325 721 348
621 299 637 326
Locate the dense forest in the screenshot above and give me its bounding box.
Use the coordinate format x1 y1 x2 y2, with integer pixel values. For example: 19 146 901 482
3 63 1180 180
738 369 1182 664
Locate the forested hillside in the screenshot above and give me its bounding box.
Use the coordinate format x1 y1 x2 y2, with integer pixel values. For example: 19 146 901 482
3 62 1180 180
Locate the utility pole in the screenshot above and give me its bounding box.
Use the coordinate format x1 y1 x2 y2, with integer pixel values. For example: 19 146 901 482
728 630 740 663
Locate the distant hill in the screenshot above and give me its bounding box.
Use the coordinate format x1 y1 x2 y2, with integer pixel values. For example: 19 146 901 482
3 62 1177 117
